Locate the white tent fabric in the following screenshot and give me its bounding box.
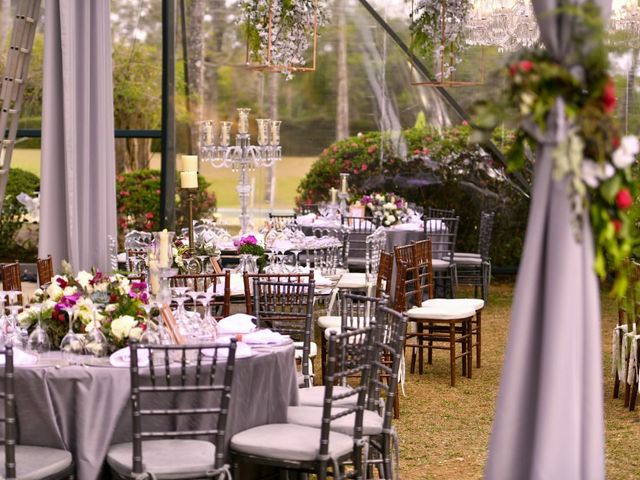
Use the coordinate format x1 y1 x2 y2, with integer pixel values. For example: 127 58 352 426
39 0 117 273
484 0 610 478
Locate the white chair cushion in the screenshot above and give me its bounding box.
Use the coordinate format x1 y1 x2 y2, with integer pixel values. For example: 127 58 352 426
431 259 451 271
287 406 383 436
453 252 481 259
406 306 476 320
0 446 72 480
454 256 482 266
318 315 341 329
230 424 354 462
294 341 317 358
336 272 368 289
421 298 484 311
298 385 356 407
107 439 215 479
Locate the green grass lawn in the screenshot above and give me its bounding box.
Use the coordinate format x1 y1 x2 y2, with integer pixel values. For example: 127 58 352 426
10 149 315 211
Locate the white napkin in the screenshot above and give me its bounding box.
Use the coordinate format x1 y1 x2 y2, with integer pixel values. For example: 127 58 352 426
314 218 341 228
202 338 254 358
242 329 290 345
390 222 422 231
296 213 317 226
313 272 335 286
424 219 446 232
109 346 150 368
218 313 257 334
229 273 245 296
217 240 236 251
272 239 295 252
0 349 38 366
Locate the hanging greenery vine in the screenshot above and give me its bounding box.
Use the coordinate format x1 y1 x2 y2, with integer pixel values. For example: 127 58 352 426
410 0 472 81
239 0 329 78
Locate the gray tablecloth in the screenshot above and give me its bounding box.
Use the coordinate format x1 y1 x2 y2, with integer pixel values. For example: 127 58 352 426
384 228 424 253
14 344 298 480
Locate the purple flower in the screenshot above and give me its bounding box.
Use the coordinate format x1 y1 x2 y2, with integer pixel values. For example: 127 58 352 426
55 293 81 312
239 235 257 246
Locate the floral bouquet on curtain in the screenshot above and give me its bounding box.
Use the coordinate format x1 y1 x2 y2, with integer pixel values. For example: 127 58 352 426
19 270 150 350
470 1 639 297
360 193 411 227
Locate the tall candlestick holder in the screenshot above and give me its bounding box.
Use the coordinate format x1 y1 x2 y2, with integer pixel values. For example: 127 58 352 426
338 192 349 217
186 189 196 254
199 109 282 235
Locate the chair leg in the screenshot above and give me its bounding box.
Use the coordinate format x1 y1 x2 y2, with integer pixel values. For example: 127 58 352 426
613 372 620 399
427 325 433 365
418 323 424 375
393 388 400 419
321 333 327 382
450 323 456 387
461 321 467 378
630 380 638 411
476 311 482 368
467 319 472 378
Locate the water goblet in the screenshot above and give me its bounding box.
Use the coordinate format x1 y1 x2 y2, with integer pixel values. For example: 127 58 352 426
5 305 25 349
139 302 160 345
198 293 218 340
85 307 109 358
27 304 51 354
60 306 84 363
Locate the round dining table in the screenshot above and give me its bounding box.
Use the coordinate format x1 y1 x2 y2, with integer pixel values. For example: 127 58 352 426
12 343 298 480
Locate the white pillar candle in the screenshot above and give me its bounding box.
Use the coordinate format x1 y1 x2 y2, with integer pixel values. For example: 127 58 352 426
341 174 348 194
238 108 251 134
181 155 198 172
159 229 169 268
271 120 282 146
201 120 214 145
330 187 337 204
220 121 232 146
180 171 198 189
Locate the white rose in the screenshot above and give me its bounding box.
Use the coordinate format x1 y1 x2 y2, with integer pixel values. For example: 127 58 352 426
129 327 143 341
621 135 640 156
387 215 396 224
612 147 636 169
33 288 43 297
111 315 138 339
75 271 94 290
62 286 77 297
93 282 108 292
582 159 614 188
44 299 57 310
17 311 34 327
46 283 64 301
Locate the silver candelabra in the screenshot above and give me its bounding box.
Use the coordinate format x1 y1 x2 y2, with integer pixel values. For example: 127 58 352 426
199 108 282 235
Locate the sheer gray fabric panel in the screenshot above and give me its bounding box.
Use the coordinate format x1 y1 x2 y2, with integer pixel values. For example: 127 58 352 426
39 0 117 273
485 0 609 478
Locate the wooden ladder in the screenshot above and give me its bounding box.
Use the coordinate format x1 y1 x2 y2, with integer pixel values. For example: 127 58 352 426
0 0 42 214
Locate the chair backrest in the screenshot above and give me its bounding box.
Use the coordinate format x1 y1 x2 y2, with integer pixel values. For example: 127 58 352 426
365 227 387 280
477 211 496 259
36 255 53 287
312 226 350 267
423 216 459 264
308 244 343 276
128 341 237 476
342 216 378 265
320 326 376 468
169 271 231 319
0 345 16 478
252 279 315 387
2 262 22 303
393 239 434 311
375 251 393 298
339 292 385 333
426 207 456 218
269 213 297 231
126 249 147 273
296 203 319 215
243 272 314 314
368 305 408 428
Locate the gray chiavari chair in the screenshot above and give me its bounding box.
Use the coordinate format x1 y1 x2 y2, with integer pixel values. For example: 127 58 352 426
0 345 74 479
269 213 297 231
169 272 231 319
106 341 237 479
426 206 456 218
423 216 459 298
454 211 495 302
252 279 316 387
341 216 379 272
231 326 375 480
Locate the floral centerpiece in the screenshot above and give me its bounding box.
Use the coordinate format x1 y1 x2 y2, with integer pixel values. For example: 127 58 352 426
360 193 410 227
235 234 267 271
172 234 220 273
19 268 150 350
471 1 639 297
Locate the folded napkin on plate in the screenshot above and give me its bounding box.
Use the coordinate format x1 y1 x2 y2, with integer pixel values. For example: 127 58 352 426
0 348 38 366
390 222 423 231
202 338 254 358
109 346 150 368
218 313 257 334
242 329 289 345
296 213 317 226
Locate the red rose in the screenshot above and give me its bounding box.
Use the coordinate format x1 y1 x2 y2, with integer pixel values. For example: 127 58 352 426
602 79 617 114
145 212 154 219
508 64 518 76
615 188 633 210
612 219 622 234
361 164 368 172
462 120 469 126
612 136 621 149
413 149 421 155
519 60 534 72
145 221 153 229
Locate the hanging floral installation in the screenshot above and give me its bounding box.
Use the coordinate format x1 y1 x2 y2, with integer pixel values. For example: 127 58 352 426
239 0 330 78
410 0 472 82
471 1 639 297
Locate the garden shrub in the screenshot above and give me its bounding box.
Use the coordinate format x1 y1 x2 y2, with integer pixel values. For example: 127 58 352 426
296 126 530 268
0 168 40 262
116 169 217 245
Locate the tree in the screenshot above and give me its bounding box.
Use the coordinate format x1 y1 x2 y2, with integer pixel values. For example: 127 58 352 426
185 0 205 152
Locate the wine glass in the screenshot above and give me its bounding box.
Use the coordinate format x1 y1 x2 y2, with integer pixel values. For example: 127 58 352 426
85 307 109 358
5 305 25 349
27 304 51 354
139 302 160 345
60 306 83 363
198 293 218 340
0 291 8 333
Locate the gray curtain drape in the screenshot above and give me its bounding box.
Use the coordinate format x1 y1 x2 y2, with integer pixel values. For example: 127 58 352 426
39 0 117 273
485 1 611 478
